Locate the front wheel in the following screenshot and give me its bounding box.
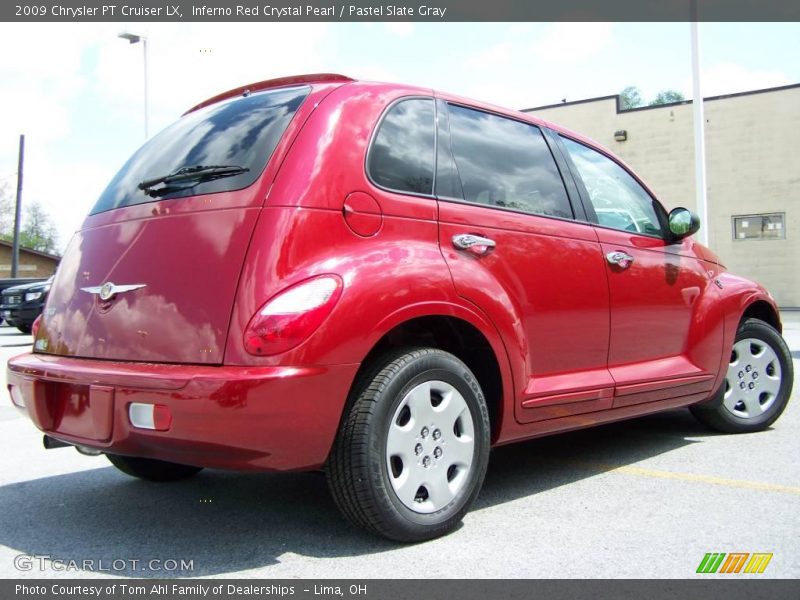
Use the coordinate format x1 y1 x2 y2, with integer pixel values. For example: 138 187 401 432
106 453 203 482
327 348 491 542
691 318 793 433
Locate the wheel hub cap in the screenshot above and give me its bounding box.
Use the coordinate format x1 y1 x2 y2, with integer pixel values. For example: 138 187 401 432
722 338 781 419
386 380 475 514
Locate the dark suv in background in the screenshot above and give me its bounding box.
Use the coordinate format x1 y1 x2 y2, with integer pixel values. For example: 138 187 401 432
1 277 52 333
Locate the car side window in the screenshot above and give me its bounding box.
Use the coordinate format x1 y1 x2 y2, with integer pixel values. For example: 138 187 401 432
367 98 435 195
444 104 573 219
561 136 664 236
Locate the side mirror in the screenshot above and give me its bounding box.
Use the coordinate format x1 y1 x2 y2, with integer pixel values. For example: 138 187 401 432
668 207 700 240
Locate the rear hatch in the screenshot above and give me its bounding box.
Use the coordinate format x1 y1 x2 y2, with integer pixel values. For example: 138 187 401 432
36 85 312 364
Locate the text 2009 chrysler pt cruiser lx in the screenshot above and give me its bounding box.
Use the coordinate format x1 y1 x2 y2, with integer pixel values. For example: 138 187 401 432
8 74 794 541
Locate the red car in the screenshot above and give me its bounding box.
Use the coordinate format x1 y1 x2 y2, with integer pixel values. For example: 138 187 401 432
7 74 793 542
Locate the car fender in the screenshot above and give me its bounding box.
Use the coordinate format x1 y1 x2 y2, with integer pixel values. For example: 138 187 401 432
709 271 781 396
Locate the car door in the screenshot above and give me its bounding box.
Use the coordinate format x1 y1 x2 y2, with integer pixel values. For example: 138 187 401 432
434 99 614 423
558 135 725 407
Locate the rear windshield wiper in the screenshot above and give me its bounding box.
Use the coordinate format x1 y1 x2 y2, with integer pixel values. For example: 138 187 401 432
138 165 249 196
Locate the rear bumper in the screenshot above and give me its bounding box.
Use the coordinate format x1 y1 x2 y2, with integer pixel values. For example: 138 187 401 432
7 353 359 471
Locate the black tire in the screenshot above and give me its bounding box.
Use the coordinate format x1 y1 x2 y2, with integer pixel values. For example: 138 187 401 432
17 324 32 334
106 453 203 482
691 318 793 433
327 348 491 542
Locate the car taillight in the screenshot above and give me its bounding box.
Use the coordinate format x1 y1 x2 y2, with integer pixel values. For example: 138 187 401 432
31 315 42 338
244 275 343 356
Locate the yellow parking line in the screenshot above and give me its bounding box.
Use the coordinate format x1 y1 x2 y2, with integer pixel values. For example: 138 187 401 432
565 460 800 495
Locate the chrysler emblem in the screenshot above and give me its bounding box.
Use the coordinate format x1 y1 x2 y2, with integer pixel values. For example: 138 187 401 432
81 282 146 301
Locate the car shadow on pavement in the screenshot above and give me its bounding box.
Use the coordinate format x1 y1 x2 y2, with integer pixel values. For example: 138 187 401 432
0 409 719 577
478 408 718 510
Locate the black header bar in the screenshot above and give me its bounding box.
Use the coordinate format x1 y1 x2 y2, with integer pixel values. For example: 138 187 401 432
5 579 800 600
5 0 800 22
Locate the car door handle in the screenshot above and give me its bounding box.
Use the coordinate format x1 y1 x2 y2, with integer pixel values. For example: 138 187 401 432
606 250 634 269
452 234 496 257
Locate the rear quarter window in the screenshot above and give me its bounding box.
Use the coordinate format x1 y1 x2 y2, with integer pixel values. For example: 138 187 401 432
91 85 310 215
367 98 435 195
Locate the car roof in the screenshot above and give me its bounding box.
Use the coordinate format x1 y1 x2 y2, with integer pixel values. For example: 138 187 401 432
184 74 639 189
184 73 560 131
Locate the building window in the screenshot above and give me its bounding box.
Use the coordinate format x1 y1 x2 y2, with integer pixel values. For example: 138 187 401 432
732 213 785 241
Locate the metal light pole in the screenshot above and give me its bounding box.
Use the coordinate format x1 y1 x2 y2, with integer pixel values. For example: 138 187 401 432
11 134 24 278
119 32 149 139
690 4 709 246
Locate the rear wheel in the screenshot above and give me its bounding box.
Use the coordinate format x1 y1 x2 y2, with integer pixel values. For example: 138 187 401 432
327 348 490 542
17 324 32 334
691 318 793 433
106 454 203 482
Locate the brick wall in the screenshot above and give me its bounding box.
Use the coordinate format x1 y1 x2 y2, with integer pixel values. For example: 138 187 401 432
0 245 59 278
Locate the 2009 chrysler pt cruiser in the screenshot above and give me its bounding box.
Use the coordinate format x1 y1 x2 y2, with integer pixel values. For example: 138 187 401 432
8 74 793 541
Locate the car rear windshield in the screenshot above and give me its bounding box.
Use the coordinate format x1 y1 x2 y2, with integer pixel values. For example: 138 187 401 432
90 85 310 215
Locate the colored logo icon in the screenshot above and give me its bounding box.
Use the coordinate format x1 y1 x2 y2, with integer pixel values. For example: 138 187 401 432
696 553 773 574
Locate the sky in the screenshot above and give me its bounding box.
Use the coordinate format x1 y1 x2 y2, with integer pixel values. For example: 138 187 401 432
0 21 798 254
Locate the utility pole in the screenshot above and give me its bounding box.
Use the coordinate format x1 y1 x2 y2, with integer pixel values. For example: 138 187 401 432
691 2 709 246
12 134 24 278
119 32 150 139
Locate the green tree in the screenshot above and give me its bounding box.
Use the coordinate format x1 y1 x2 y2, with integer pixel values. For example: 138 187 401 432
0 182 14 238
650 90 685 105
619 86 643 110
0 185 59 254
19 201 59 254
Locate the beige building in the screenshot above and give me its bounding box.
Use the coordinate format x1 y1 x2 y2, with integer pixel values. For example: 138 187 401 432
525 84 799 307
0 240 60 279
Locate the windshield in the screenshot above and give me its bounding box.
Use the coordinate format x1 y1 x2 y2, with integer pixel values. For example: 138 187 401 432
91 85 310 215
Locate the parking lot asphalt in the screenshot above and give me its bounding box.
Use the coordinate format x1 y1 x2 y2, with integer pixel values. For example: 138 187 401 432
0 314 797 579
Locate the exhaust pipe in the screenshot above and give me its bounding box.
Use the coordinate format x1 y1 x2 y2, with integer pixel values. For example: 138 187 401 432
43 435 71 450
43 435 103 456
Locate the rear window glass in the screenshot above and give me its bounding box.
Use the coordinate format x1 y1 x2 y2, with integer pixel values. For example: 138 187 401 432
91 85 310 215
367 98 435 195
